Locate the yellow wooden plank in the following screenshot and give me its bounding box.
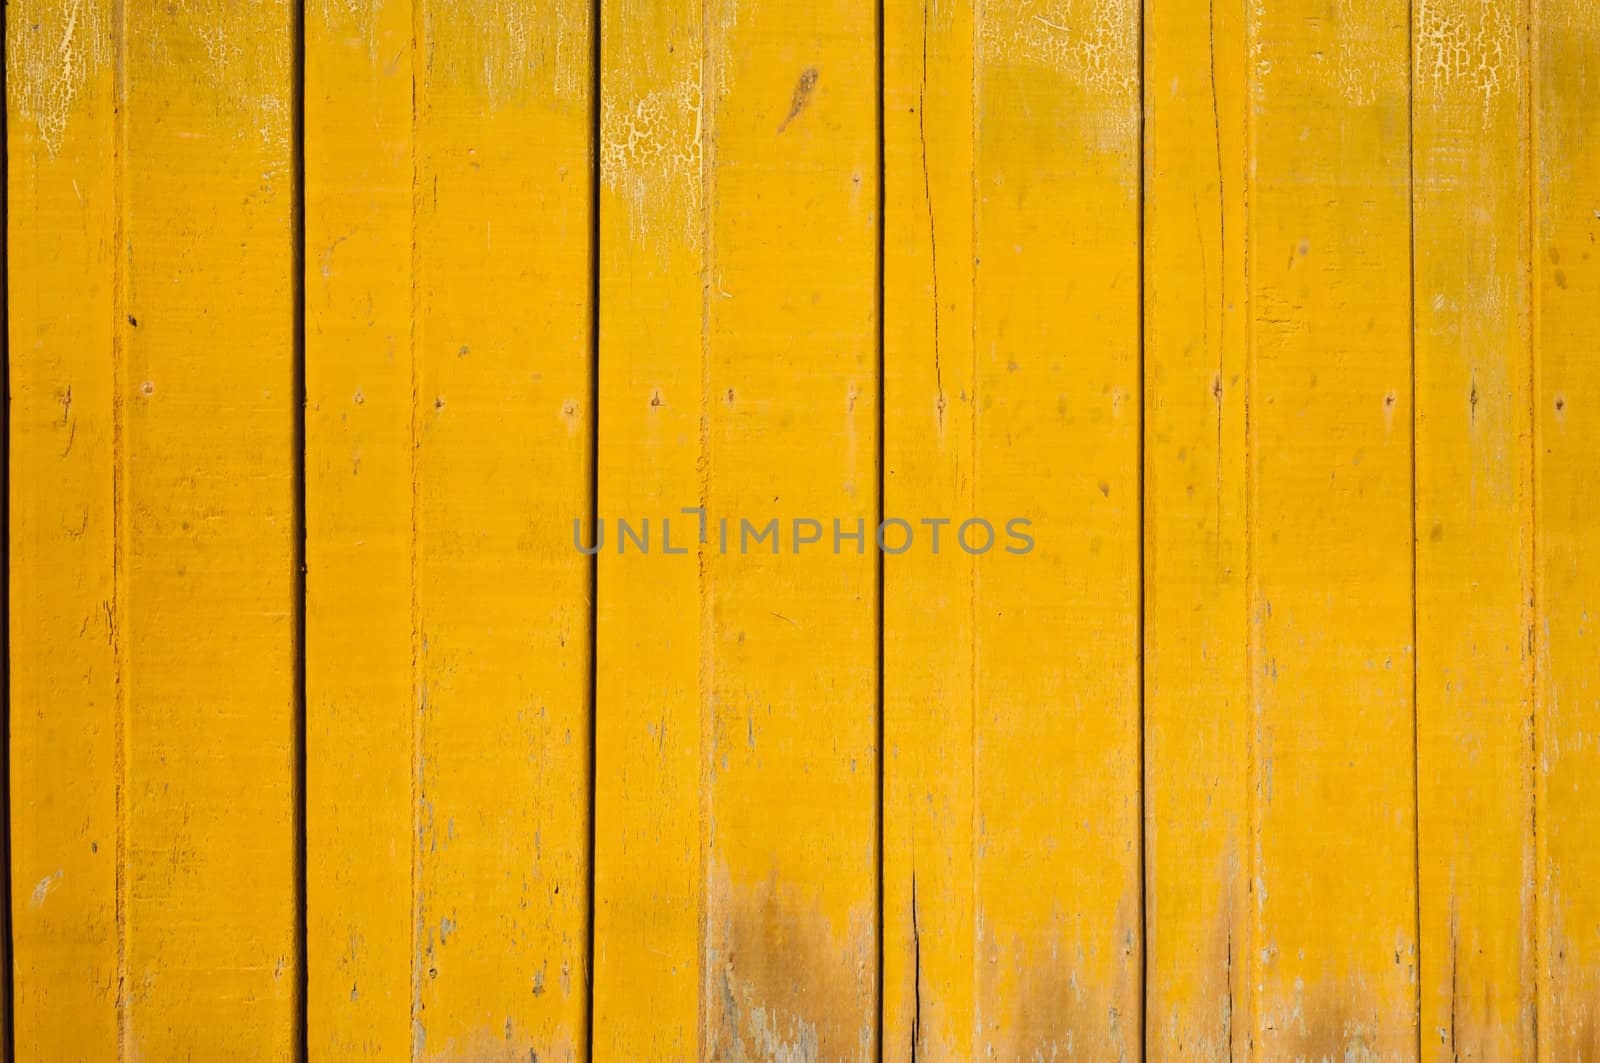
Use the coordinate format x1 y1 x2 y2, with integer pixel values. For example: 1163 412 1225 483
1534 2 1600 1055
410 3 593 1058
6 0 120 1054
1412 0 1535 1057
971 3 1142 1058
1143 0 1251 1053
1247 1 1417 1055
120 0 300 1054
882 0 976 1058
591 0 705 1056
304 0 416 1055
700 0 880 1055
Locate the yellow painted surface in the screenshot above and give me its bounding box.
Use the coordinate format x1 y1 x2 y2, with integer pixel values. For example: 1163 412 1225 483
1413 0 1534 1058
1144 0 1251 1055
308 1 595 1059
7 0 120 1056
1536 2 1600 1057
414 2 594 1059
699 0 880 1056
9 0 302 1055
120 0 302 1053
305 0 416 1055
883 0 975 1058
1249 1 1419 1055
593 1 879 1057
972 3 1143 1059
8 0 1600 1058
592 0 704 1056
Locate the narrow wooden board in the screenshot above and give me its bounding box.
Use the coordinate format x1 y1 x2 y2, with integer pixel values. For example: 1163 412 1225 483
7 0 120 1054
700 0 881 1056
592 0 707 1056
1143 0 1251 1053
304 0 416 1054
882 0 977 1057
971 2 1143 1057
1412 0 1536 1057
1534 1 1600 1055
1247 1 1418 1055
119 0 300 1053
408 3 594 1057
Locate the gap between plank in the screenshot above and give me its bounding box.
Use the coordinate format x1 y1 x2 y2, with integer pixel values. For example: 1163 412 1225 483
584 0 602 1054
291 0 310 1055
1136 0 1150 1054
874 0 888 1056
1 7 15 1056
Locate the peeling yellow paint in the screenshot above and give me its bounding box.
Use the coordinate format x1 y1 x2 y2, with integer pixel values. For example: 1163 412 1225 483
979 0 1138 95
1416 0 1516 102
599 69 703 252
424 0 588 107
7 0 110 157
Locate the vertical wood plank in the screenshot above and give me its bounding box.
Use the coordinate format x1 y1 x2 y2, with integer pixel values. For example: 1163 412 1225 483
410 3 593 1058
1412 0 1535 1057
1534 1 1600 1055
883 0 976 1058
700 0 880 1055
971 2 1142 1058
1247 0 1418 1055
120 0 300 1053
304 0 416 1054
1143 0 1251 1053
592 0 706 1055
6 0 120 1054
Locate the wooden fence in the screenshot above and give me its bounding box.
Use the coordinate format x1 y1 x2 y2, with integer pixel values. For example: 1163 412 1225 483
6 0 1599 1058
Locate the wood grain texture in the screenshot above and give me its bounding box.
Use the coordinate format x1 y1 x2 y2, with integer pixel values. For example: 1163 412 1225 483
409 1 593 1057
305 0 416 1055
1248 0 1419 1055
1143 0 1251 1054
699 0 881 1057
7 0 120 1055
305 1 596 1058
1535 1 1600 1057
971 2 1143 1058
13 0 1600 1055
10 0 301 1052
120 0 300 1054
883 0 976 1058
1412 0 1535 1057
592 0 705 1056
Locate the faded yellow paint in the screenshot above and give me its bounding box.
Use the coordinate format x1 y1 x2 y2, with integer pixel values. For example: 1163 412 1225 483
11 0 1600 1057
699 0 880 1056
5 0 315 1055
593 3 879 1056
7 0 119 1057
592 0 705 1057
1413 0 1535 1059
972 2 1143 1059
883 0 976 1058
1144 0 1251 1055
1535 1 1600 1057
304 0 594 1059
1249 0 1419 1056
305 0 416 1055
118 0 301 1054
409 2 594 1058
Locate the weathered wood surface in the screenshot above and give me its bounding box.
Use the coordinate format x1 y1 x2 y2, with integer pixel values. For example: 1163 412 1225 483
6 0 1599 1058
